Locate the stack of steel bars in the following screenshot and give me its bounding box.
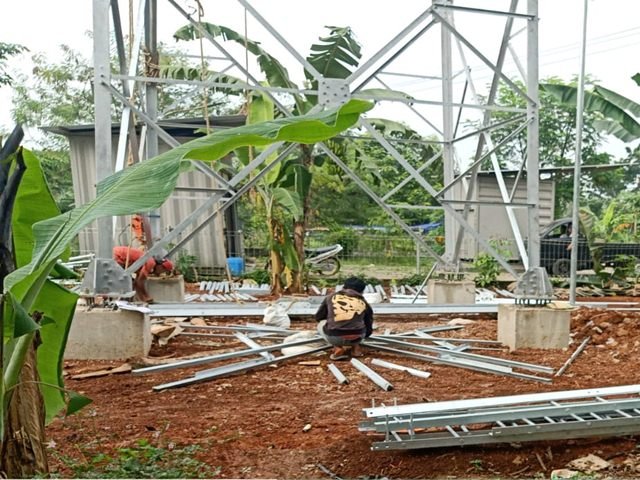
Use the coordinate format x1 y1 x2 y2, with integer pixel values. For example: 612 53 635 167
360 385 640 450
363 327 554 383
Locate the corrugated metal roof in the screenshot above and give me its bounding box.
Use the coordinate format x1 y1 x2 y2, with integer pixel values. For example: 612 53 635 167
43 115 246 137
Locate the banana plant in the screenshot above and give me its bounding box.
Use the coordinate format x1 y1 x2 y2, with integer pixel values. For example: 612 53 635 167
174 22 365 293
0 100 371 476
541 77 640 143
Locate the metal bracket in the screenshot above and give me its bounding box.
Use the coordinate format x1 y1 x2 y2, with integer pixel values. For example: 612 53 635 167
80 258 134 297
318 78 351 108
515 267 554 306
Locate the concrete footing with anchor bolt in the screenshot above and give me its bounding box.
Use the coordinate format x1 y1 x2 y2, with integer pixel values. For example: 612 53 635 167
498 304 570 350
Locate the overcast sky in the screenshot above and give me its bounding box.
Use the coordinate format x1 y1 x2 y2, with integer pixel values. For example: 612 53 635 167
1 0 639 155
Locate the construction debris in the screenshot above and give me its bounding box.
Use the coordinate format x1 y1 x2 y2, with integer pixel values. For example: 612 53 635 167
70 363 132 380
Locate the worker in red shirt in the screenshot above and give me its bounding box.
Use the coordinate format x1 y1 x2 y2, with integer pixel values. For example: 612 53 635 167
113 246 174 303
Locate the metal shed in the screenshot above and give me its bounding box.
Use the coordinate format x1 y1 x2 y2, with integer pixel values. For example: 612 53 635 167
47 115 246 270
456 171 555 261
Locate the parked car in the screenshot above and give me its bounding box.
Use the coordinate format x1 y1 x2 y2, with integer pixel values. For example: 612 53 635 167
540 218 640 276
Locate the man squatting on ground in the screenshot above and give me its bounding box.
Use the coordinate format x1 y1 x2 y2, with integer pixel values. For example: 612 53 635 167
315 277 374 361
113 246 174 303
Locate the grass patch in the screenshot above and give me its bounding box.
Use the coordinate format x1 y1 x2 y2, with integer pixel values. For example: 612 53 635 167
52 439 218 479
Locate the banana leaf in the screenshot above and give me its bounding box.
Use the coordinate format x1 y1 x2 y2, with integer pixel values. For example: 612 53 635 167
5 99 372 291
1 100 371 429
8 148 79 421
541 83 640 142
174 23 297 92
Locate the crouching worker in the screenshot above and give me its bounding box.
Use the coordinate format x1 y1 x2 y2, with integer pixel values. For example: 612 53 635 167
315 277 374 361
113 246 174 303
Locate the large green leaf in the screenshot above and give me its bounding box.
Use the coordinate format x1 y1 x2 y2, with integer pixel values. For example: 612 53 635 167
32 280 78 423
541 83 640 142
3 292 39 341
306 26 361 80
7 149 80 421
174 23 297 91
593 85 640 117
593 119 639 143
632 73 640 87
272 187 303 220
160 64 246 97
12 149 68 268
358 89 416 104
5 99 372 291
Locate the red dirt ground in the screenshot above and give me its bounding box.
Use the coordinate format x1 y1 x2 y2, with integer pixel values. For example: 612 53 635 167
47 302 640 479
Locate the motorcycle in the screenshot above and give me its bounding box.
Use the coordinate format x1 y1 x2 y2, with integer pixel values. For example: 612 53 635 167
305 243 343 275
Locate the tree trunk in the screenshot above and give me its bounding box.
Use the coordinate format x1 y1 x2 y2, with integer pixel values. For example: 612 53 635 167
290 220 305 293
1 340 49 478
269 219 285 295
0 142 49 477
290 145 313 294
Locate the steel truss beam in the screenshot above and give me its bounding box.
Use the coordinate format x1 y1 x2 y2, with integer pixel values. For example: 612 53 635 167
92 0 540 275
362 384 640 451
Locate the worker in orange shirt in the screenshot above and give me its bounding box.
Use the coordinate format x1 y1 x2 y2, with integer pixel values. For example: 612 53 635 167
113 246 174 303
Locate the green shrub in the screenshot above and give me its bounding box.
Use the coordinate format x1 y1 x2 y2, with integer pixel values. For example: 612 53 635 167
53 439 218 479
242 268 270 284
473 253 501 287
175 249 198 282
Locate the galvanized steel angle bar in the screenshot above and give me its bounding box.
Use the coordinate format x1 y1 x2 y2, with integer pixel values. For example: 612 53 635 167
350 358 393 392
359 118 518 277
433 3 535 20
348 6 434 88
152 344 330 390
370 419 640 451
236 0 323 82
166 0 294 118
122 139 284 273
363 343 550 384
317 142 446 264
432 10 534 105
364 384 640 419
166 143 297 256
364 398 640 433
371 336 553 374
107 84 233 189
133 336 323 375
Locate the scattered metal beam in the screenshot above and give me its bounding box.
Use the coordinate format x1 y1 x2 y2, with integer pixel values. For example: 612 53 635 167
364 343 551 383
350 358 394 391
153 344 330 390
370 336 553 374
327 363 349 385
555 336 590 377
371 358 431 380
133 336 324 375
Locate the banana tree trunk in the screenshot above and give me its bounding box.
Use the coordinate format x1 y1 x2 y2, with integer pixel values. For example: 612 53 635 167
1 339 49 478
290 220 305 293
268 219 285 295
0 143 49 477
290 145 313 293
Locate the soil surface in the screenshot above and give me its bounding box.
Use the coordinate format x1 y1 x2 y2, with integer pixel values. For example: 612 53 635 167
48 300 640 479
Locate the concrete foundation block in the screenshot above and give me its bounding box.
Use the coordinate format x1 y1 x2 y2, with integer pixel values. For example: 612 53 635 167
427 279 476 305
66 308 151 360
498 304 570 350
146 275 185 303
